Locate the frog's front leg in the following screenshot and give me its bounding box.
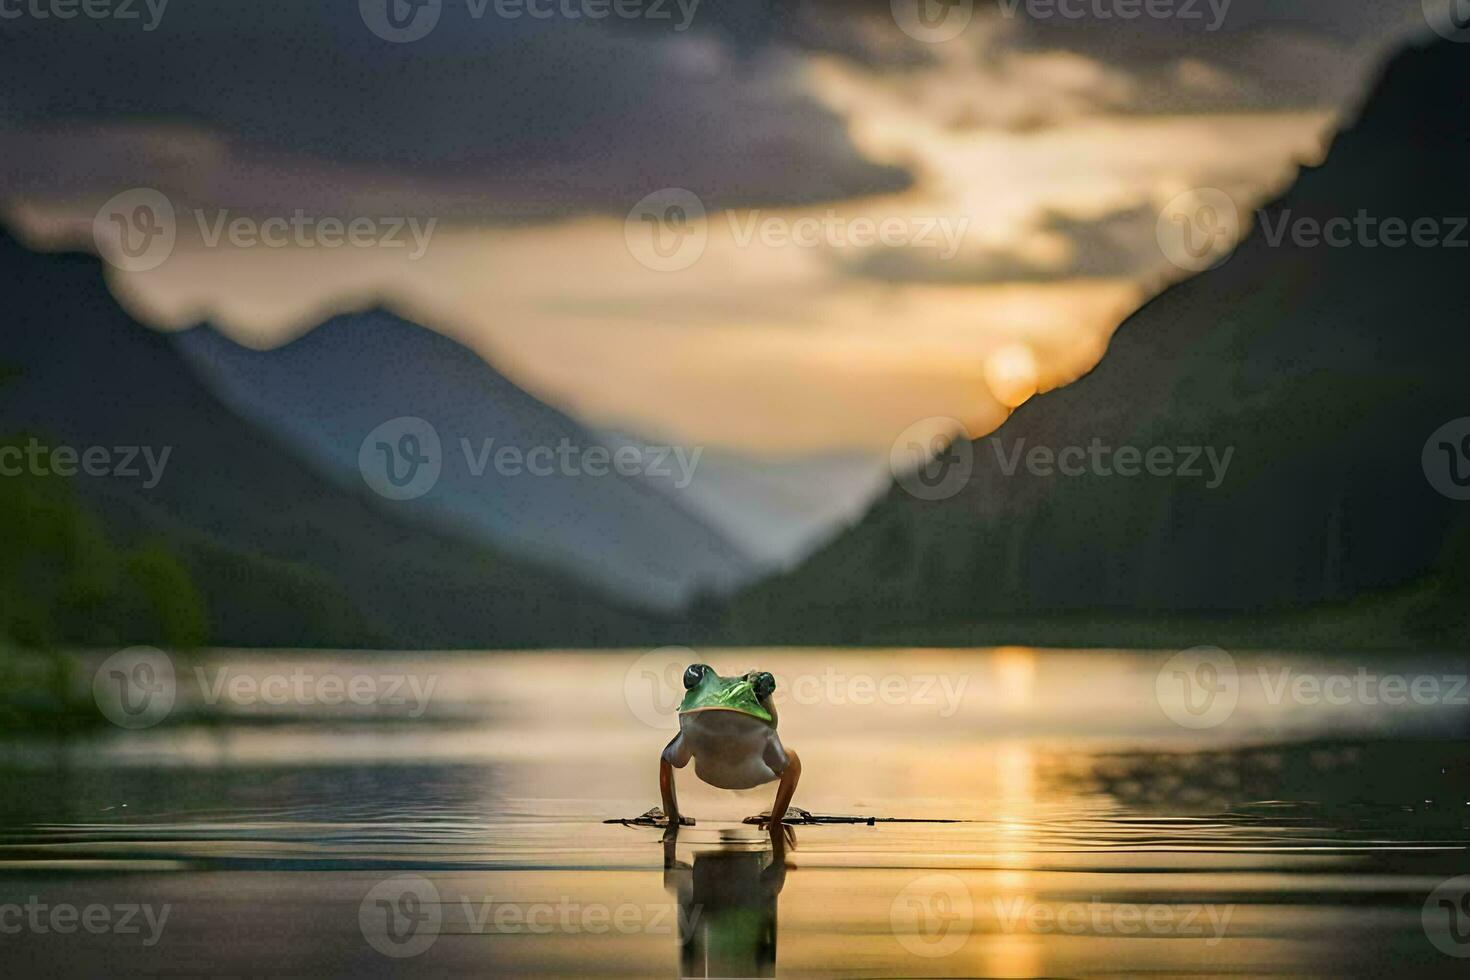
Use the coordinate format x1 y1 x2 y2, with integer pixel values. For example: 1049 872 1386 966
659 732 692 837
766 748 802 829
748 737 803 832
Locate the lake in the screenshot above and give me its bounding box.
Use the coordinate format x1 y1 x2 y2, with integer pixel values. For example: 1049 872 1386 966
2 647 1468 976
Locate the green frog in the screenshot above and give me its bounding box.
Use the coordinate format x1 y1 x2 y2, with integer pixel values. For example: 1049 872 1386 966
659 664 801 836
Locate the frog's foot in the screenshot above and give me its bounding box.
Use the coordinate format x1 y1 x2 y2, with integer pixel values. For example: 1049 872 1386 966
743 806 812 826
604 807 694 829
744 811 800 850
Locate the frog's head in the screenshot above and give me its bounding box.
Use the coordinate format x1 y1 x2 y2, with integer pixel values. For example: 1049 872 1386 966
677 664 776 724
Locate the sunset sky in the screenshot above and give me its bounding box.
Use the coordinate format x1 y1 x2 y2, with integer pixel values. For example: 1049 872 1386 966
1 0 1441 453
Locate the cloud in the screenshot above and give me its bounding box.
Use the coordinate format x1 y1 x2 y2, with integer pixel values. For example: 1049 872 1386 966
0 0 1435 455
793 0 1435 113
803 35 1336 290
0 3 910 216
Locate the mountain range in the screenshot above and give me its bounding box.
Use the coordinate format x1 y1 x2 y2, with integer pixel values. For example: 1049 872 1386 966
0 229 675 647
173 314 888 603
173 312 754 611
720 34 1470 649
1 221 890 646
4 34 1467 652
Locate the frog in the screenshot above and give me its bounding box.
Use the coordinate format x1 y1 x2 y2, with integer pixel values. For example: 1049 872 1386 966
658 664 801 837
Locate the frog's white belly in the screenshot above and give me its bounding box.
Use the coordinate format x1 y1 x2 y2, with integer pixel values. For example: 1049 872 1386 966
678 710 783 790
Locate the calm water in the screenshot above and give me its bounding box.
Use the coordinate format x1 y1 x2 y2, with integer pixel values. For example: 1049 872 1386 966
2 648 1468 977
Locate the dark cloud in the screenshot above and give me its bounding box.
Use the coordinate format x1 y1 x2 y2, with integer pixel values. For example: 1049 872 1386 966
792 0 1431 109
0 0 1431 221
795 0 1426 49
0 0 910 215
1002 0 1432 110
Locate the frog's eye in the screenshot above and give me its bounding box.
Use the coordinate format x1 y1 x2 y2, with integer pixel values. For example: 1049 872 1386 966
753 672 776 699
683 664 709 690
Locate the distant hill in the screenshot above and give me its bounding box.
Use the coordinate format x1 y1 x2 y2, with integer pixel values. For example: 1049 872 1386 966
0 230 667 648
721 35 1470 649
174 311 755 611
174 314 890 606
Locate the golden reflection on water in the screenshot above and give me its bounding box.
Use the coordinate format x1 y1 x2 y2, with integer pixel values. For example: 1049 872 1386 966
984 738 1042 978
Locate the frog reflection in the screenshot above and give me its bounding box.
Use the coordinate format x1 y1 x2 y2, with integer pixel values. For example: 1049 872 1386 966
663 830 792 979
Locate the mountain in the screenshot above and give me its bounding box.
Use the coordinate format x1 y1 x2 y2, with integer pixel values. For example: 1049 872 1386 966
173 312 756 611
593 430 890 571
0 229 666 647
722 35 1470 647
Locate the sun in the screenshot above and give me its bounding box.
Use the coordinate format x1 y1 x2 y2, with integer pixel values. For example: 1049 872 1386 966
984 342 1040 409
